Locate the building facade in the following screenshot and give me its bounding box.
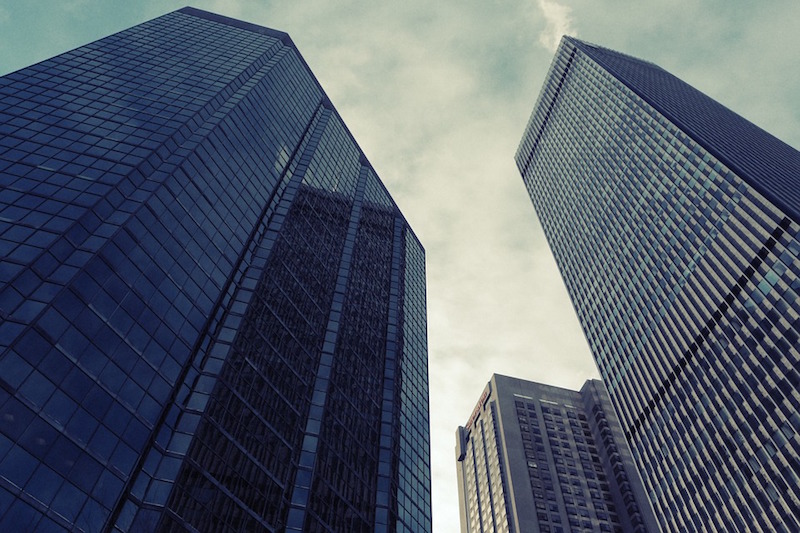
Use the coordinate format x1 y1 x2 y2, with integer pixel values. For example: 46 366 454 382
455 374 657 533
0 8 431 532
516 37 800 531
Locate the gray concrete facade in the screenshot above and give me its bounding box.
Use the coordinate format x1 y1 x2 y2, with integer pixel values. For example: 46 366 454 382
456 374 657 533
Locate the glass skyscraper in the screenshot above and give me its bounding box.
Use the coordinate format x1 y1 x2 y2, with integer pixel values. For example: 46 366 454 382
455 375 657 533
0 7 431 532
516 37 800 531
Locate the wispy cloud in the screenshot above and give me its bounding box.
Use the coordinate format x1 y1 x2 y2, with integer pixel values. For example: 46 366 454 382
537 0 575 52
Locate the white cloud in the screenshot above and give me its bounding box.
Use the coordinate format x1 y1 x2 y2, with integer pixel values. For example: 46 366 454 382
537 0 575 51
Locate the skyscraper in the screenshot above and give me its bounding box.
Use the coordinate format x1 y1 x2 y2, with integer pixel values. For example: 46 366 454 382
0 7 431 532
455 374 657 533
516 36 800 531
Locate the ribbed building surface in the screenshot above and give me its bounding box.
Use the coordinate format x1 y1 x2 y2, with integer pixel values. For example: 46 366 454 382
455 375 657 533
0 8 431 532
516 36 800 531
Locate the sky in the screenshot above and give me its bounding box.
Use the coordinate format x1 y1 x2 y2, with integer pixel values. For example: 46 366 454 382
1 1 799 531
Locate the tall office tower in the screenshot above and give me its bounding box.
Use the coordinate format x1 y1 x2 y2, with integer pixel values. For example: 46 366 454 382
455 374 658 533
516 36 800 531
0 7 432 532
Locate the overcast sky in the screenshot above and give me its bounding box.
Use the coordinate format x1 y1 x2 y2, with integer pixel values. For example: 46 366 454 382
2 1 799 530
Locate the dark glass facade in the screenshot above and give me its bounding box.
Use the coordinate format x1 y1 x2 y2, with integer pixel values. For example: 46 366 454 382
455 375 657 533
0 7 431 532
516 37 800 531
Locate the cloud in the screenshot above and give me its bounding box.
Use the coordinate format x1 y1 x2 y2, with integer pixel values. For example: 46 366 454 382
537 0 575 51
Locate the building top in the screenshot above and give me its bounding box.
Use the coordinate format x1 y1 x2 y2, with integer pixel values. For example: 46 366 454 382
178 7 292 43
518 36 800 223
176 7 425 249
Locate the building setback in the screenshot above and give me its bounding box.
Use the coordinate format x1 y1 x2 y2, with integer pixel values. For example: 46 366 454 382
0 8 431 532
516 36 800 531
455 374 657 533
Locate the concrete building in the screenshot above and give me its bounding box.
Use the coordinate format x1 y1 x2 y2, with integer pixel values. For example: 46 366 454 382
455 374 657 532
